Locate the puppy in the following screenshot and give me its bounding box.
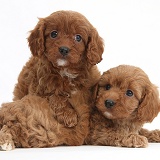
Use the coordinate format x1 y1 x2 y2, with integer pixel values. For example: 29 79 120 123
0 10 104 150
86 65 160 147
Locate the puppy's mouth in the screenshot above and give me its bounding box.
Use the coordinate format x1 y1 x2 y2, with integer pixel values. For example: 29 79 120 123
57 59 68 67
96 97 124 119
57 46 70 67
102 99 137 120
104 111 114 119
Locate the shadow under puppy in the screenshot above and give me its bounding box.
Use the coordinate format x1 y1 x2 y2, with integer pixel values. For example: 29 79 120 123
86 65 160 147
0 10 104 150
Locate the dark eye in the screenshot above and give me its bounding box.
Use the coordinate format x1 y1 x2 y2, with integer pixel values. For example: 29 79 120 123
126 90 133 97
50 30 58 38
75 34 82 42
106 84 111 90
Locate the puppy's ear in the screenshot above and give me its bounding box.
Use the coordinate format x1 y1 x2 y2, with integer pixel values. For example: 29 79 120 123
28 18 45 56
87 28 104 65
91 83 99 106
92 83 99 101
137 84 160 122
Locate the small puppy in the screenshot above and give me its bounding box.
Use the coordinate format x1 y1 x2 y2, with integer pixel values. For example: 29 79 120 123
0 10 104 150
86 65 160 147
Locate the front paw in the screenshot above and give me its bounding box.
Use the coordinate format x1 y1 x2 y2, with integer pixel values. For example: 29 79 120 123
122 134 148 148
148 129 160 142
56 109 78 128
0 132 15 151
63 112 78 127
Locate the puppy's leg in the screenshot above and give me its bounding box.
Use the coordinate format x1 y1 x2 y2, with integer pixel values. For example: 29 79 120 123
53 103 78 128
0 101 30 150
90 128 148 148
49 95 78 127
121 133 148 148
0 96 60 149
0 126 15 151
139 128 160 142
58 91 90 146
58 104 90 146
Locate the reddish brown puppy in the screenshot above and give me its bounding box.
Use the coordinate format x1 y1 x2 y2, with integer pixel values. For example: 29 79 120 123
0 10 104 150
86 65 160 147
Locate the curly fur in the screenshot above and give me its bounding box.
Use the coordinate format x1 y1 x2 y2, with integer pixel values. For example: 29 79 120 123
0 10 104 150
85 65 160 148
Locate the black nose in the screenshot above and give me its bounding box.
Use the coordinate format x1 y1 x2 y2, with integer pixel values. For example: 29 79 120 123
59 46 70 56
105 99 115 108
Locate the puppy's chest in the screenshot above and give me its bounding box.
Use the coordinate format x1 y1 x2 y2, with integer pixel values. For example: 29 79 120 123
35 73 83 97
54 77 79 96
110 120 141 134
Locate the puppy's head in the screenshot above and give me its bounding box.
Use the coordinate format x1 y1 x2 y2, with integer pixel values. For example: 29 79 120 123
28 10 104 69
96 65 160 122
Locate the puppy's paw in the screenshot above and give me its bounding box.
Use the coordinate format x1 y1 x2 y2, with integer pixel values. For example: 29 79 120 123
148 129 160 142
63 112 78 128
139 128 160 142
122 134 148 148
0 142 15 151
0 133 15 151
55 107 78 128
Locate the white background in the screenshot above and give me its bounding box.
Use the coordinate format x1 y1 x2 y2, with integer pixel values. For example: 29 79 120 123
0 0 160 159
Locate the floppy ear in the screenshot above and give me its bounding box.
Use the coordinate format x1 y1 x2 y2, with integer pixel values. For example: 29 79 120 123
137 84 160 122
88 83 99 109
87 27 104 65
28 18 45 56
92 83 99 102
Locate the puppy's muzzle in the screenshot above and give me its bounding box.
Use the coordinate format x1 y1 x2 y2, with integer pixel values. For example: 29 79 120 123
59 46 70 56
105 99 115 108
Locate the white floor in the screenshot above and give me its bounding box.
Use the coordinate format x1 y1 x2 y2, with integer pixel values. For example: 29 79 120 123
0 144 160 160
0 114 160 160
